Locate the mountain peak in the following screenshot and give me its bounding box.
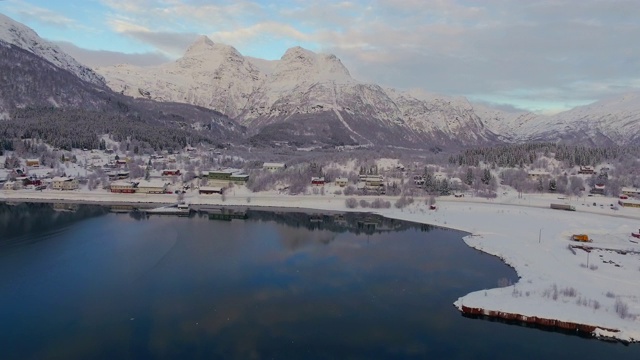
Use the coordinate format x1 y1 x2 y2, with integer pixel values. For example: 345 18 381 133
184 35 215 55
281 46 316 61
182 36 244 62
276 46 351 81
0 13 104 86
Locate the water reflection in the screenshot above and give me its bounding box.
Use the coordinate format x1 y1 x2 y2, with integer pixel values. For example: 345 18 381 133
0 202 638 359
0 202 108 247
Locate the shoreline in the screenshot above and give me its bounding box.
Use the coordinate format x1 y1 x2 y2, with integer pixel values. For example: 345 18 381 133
3 189 640 343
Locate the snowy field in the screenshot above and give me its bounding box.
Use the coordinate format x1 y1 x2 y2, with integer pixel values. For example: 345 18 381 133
2 187 640 342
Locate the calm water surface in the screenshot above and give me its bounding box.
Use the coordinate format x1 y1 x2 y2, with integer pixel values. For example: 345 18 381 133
0 202 638 359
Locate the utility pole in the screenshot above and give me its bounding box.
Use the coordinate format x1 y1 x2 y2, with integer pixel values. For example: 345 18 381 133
539 228 542 244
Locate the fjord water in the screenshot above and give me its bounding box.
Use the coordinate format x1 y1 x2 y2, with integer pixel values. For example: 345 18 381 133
1 203 638 359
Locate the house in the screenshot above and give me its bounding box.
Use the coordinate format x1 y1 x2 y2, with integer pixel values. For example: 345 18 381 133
162 169 181 176
0 156 6 168
229 174 249 185
578 166 595 174
52 177 79 190
115 159 128 166
311 177 325 186
3 181 21 190
23 178 42 187
263 162 286 172
618 198 640 208
108 171 130 180
621 187 640 198
203 170 233 180
26 159 40 167
203 170 249 185
527 171 551 180
110 180 136 193
413 175 425 186
359 174 385 190
450 177 463 188
199 186 224 195
335 177 349 187
134 180 168 194
15 176 28 185
590 183 606 195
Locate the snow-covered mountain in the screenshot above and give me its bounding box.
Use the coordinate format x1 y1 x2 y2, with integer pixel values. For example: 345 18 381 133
0 13 104 86
476 93 640 146
97 37 499 147
98 35 264 119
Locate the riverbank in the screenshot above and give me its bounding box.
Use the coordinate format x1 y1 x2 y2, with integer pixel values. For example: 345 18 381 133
3 188 640 342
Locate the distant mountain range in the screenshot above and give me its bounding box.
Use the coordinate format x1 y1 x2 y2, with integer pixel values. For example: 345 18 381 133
1 12 639 148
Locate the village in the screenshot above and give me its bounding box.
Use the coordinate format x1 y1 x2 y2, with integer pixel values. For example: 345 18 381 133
2 145 640 213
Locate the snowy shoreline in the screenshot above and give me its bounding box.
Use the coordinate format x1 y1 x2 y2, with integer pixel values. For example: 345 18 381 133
3 189 640 343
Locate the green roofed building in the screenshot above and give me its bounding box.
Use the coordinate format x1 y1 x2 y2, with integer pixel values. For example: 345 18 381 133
203 170 249 185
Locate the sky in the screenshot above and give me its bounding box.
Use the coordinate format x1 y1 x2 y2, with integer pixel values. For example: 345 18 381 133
1 0 639 114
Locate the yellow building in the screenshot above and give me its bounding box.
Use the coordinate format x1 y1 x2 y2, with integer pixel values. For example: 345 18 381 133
134 180 168 194
52 177 79 190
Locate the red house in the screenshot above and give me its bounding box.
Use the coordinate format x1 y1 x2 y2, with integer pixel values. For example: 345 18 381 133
162 169 181 176
311 177 325 186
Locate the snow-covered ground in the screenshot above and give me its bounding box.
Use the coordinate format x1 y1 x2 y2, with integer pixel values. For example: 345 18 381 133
2 187 640 342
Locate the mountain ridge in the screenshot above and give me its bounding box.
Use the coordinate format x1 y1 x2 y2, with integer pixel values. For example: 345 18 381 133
97 36 503 148
95 35 640 147
0 13 105 86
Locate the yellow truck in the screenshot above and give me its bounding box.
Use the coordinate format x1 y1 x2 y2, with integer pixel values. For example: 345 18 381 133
571 234 590 242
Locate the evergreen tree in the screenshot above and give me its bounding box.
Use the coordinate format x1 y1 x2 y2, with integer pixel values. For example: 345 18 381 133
465 168 473 186
482 168 492 185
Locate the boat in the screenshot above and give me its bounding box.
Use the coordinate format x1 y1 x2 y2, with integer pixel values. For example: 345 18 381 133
632 229 640 239
144 203 191 216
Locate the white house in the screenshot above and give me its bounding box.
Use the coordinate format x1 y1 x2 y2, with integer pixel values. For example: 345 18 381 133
621 187 640 197
263 162 286 171
0 156 5 168
3 181 21 190
335 177 349 187
52 177 79 190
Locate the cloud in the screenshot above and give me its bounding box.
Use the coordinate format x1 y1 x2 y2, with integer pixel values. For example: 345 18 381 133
315 0 640 111
115 29 198 57
3 1 77 29
91 0 640 111
54 41 171 68
210 22 310 48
